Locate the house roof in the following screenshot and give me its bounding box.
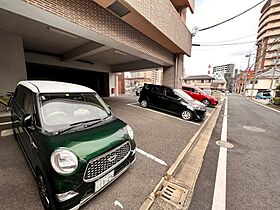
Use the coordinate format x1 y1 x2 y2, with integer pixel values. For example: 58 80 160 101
184 75 214 80
256 69 280 79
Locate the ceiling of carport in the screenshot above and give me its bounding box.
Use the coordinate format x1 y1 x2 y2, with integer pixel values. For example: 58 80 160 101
81 48 141 65
0 8 149 67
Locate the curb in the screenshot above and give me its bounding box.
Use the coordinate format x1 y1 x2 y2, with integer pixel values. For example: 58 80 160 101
139 101 224 210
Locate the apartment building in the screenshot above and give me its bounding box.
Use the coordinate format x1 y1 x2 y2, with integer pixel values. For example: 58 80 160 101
255 0 280 73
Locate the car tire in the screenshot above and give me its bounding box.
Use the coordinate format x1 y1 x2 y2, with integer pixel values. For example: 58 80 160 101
36 171 55 210
181 110 193 121
202 99 210 106
140 100 148 108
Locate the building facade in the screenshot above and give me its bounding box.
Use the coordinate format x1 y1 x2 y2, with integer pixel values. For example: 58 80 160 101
0 0 194 97
213 64 235 78
246 69 280 96
183 75 214 89
235 70 255 94
255 0 280 73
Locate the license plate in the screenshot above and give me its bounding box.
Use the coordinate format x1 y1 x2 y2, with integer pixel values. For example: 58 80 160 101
95 170 114 192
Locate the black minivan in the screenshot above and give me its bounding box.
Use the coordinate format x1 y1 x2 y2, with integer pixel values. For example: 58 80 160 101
138 84 206 121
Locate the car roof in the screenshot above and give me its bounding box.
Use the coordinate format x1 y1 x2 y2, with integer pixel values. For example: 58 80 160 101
18 80 95 94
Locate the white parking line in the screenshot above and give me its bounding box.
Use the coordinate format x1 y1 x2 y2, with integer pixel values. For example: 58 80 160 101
0 121 12 126
212 95 228 210
136 147 168 166
127 103 201 126
1 129 13 137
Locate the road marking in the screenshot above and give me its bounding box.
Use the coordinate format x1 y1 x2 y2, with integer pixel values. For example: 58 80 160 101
114 200 124 209
1 129 13 137
249 99 280 114
136 147 168 166
127 103 201 126
212 94 228 210
0 121 12 126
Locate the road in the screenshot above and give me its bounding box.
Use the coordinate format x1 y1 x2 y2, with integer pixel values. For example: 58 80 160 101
190 94 280 210
0 95 213 210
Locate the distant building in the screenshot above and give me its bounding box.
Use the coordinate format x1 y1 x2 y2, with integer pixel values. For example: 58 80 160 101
124 68 163 92
235 70 255 94
246 69 280 96
213 64 235 78
183 75 214 89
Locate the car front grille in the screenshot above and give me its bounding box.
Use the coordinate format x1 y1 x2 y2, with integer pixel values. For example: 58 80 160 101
83 141 131 182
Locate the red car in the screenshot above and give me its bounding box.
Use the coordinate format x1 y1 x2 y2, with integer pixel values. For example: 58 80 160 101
182 86 218 106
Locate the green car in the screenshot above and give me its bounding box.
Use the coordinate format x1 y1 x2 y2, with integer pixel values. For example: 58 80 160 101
10 81 136 210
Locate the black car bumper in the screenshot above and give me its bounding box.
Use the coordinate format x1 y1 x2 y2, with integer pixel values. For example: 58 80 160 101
194 110 206 120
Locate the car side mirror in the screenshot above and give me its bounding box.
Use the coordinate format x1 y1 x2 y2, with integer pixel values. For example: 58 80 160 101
177 97 182 102
22 114 35 131
107 105 112 111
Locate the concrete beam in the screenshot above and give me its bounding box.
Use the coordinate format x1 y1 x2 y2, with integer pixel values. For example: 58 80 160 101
63 42 111 61
111 60 162 72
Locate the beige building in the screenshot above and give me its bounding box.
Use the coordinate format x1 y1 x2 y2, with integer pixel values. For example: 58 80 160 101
0 0 194 97
256 0 280 73
183 75 214 89
246 69 280 96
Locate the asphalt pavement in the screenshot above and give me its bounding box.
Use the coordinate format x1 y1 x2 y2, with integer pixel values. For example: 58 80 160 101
0 95 213 210
190 94 280 210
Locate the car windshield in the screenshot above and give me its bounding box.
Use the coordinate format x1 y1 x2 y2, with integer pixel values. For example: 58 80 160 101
39 92 111 132
174 89 194 101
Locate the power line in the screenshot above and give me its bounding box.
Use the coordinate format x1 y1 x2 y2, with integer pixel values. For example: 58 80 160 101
199 0 266 32
192 41 256 46
199 34 256 44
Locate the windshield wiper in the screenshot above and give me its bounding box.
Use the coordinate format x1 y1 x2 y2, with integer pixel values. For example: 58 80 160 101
56 118 102 135
85 115 112 128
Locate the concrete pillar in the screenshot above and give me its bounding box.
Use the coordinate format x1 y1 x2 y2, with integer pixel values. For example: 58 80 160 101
163 54 183 88
0 30 26 95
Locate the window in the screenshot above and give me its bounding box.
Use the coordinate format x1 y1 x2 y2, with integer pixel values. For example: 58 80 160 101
165 88 179 99
23 92 34 114
14 87 25 108
151 86 163 94
201 79 204 83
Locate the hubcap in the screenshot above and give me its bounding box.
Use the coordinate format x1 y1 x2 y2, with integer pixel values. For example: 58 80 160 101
38 175 50 208
182 111 191 120
203 99 209 106
141 100 147 107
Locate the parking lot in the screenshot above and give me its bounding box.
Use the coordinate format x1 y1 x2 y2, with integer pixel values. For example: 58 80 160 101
0 95 214 210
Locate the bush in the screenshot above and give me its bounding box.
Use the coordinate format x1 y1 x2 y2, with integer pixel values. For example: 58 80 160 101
273 97 280 105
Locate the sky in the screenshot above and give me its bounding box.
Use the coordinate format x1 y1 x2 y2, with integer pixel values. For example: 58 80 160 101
184 0 266 76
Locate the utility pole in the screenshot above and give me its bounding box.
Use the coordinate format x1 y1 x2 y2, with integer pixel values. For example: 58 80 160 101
243 54 251 96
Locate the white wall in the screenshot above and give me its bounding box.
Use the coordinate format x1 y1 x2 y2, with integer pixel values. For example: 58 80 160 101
109 73 117 97
0 30 26 95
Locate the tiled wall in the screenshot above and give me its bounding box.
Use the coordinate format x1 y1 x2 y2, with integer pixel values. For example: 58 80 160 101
23 0 174 65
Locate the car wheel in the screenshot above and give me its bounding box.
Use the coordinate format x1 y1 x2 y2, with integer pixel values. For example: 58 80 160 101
140 100 148 108
181 110 193 121
202 99 210 106
37 171 54 210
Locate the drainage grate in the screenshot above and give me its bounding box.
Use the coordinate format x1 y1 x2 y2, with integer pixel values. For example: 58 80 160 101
157 180 190 209
216 141 234 149
243 126 265 133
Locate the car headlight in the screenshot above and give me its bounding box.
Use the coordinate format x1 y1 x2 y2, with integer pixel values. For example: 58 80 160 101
126 125 134 140
50 149 78 175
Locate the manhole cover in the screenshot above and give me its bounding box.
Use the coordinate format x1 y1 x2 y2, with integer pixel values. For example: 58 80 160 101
216 141 234 148
243 126 265 133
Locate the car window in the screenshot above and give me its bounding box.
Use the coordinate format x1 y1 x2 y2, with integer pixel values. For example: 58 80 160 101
23 92 34 114
39 93 111 132
165 88 179 99
151 86 163 94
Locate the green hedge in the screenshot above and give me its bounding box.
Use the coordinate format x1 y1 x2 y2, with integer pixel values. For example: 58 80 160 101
273 97 280 105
